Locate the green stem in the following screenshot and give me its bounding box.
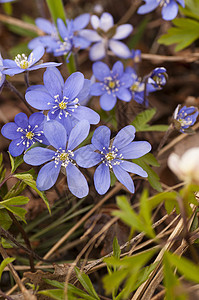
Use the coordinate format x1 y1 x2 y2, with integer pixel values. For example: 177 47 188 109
0 173 13 190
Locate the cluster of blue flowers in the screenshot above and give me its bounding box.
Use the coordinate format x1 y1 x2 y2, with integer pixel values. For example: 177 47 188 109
1 9 198 199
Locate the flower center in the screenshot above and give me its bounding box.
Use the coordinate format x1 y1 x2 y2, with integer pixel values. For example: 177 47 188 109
53 149 74 168
101 146 123 168
59 100 67 110
15 53 34 69
26 131 34 139
60 152 69 161
158 0 170 6
50 95 79 120
108 81 116 89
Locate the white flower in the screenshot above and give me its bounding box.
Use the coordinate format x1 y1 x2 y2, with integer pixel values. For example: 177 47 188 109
168 147 199 184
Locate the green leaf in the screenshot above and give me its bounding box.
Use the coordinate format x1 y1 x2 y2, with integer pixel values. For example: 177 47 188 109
39 289 64 300
75 267 100 300
139 189 155 238
163 253 186 300
46 0 66 24
0 210 12 230
3 181 27 200
158 18 199 51
0 196 29 222
131 108 168 132
8 152 24 173
14 172 51 213
103 248 156 296
166 252 199 284
133 154 162 192
113 237 121 260
0 257 15 281
113 196 155 238
43 279 98 300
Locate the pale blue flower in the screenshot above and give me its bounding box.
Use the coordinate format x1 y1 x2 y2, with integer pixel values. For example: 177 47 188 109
76 125 151 194
24 120 90 198
79 12 133 61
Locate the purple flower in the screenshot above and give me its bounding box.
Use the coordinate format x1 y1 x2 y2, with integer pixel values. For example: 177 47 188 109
0 53 5 90
76 125 151 194
28 18 59 53
125 66 156 106
90 61 133 111
54 14 91 58
79 12 133 61
2 46 61 76
24 120 89 198
1 112 49 157
148 67 168 89
25 67 100 133
137 0 185 21
173 105 198 133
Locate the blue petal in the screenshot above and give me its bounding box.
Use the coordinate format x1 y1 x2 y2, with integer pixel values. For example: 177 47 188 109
79 29 101 42
24 147 54 165
92 61 110 81
3 59 17 68
116 87 132 102
94 163 110 195
28 112 45 127
36 161 61 191
77 79 91 102
90 82 104 96
120 161 148 177
66 162 88 198
73 36 91 49
3 68 25 76
67 120 90 150
35 18 55 34
63 72 84 99
73 13 90 30
120 73 134 88
113 125 136 149
43 67 63 98
29 62 62 71
9 139 25 157
112 165 135 193
44 120 67 149
92 126 111 152
177 0 185 7
161 2 178 20
25 90 53 110
28 46 45 66
137 0 159 14
112 61 123 78
14 112 28 128
75 145 102 168
72 106 100 124
1 122 21 140
57 18 68 40
119 141 151 159
100 93 117 111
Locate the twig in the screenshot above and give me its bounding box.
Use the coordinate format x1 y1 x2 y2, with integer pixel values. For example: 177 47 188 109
0 13 43 35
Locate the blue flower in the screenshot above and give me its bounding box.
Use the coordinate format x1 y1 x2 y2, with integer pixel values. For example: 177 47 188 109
79 12 133 61
90 61 133 111
137 0 185 21
125 66 157 106
54 14 91 58
28 18 59 53
173 105 198 133
76 125 151 194
148 67 168 89
1 112 49 157
24 120 89 198
25 67 100 133
0 53 5 90
2 46 62 76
